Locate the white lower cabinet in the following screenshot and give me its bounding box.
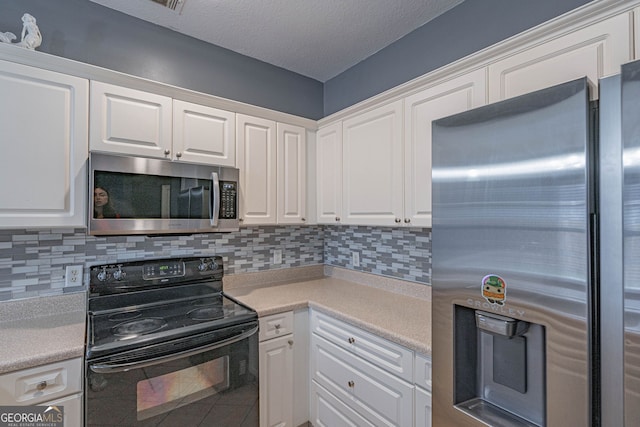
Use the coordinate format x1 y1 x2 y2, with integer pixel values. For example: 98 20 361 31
414 353 433 427
310 310 417 427
259 312 294 427
0 357 83 427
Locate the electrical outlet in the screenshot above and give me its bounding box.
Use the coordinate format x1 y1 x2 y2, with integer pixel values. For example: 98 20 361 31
352 251 360 267
65 265 83 286
273 249 282 265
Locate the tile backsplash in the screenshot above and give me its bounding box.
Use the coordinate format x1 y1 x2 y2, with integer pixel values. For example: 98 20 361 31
324 226 431 284
0 225 432 301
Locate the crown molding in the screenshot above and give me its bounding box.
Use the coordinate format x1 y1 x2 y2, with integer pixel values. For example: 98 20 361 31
319 0 639 126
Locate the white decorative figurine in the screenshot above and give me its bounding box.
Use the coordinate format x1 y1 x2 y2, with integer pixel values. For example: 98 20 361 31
16 13 41 50
0 31 16 44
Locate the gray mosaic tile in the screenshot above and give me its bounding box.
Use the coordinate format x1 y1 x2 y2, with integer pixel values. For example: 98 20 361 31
0 224 431 301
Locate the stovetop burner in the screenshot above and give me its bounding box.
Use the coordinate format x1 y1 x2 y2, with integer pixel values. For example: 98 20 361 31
188 306 224 321
108 311 142 322
113 317 168 337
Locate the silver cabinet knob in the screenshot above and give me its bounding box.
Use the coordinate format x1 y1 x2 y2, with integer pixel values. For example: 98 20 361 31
274 324 281 331
239 218 244 222
335 216 340 222
176 152 182 158
404 218 411 224
348 337 355 344
36 381 47 391
302 218 306 222
395 218 401 223
347 381 355 388
288 339 294 346
164 149 170 156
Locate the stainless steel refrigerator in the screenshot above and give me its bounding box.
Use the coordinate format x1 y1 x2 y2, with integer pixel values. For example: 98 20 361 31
431 77 595 426
431 62 640 426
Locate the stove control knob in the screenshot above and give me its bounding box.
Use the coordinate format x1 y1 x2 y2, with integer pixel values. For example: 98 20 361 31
210 260 219 271
96 268 108 282
112 267 126 281
198 261 209 271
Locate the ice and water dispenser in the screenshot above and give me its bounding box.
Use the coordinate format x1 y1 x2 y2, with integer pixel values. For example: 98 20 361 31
453 306 546 426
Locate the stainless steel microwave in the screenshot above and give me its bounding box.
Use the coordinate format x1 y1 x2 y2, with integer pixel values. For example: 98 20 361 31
89 153 239 235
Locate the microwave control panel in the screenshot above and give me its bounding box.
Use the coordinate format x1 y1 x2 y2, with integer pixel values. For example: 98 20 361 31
220 181 237 219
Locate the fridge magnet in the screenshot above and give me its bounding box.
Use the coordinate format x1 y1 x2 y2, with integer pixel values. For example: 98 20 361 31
481 274 506 305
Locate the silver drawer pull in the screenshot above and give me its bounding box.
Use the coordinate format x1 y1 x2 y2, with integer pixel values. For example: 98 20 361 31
274 324 281 330
348 337 355 344
36 381 47 391
348 380 355 388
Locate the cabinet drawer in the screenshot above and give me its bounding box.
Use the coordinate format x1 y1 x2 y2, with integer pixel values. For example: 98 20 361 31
0 358 82 405
310 310 413 381
259 311 294 341
414 353 432 391
311 334 413 427
311 381 375 427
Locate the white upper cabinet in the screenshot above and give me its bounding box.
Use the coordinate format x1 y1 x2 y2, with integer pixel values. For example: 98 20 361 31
403 69 487 228
90 81 172 158
0 60 88 228
277 123 307 224
237 114 278 225
237 115 308 226
173 100 236 167
488 12 631 102
91 81 236 166
316 122 343 225
342 101 404 226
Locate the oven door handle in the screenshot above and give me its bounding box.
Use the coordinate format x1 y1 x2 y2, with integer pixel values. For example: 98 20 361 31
89 325 258 374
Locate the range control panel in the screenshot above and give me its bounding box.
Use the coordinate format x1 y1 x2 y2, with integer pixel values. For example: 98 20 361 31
89 256 223 296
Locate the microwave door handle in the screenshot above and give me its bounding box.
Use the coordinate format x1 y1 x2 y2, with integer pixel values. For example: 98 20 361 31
211 171 220 227
89 326 258 374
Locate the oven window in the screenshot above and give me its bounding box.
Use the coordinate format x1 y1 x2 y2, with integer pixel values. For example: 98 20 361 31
136 356 229 420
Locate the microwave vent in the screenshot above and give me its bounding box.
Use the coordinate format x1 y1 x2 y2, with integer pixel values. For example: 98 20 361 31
150 0 185 12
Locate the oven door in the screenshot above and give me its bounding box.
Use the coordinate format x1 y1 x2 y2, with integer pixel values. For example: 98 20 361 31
85 322 258 426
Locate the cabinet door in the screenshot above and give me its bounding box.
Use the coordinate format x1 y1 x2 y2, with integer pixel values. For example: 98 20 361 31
236 114 277 225
45 392 82 427
277 123 306 224
415 386 432 427
342 101 403 226
259 334 294 427
90 81 172 158
404 69 486 228
316 122 343 224
488 12 631 102
173 100 236 166
0 61 88 228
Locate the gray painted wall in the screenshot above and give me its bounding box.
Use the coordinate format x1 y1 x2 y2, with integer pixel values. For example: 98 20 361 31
0 0 324 119
1 0 593 118
323 0 592 116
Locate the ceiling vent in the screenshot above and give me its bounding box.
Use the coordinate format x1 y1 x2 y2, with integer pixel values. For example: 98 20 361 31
150 0 185 12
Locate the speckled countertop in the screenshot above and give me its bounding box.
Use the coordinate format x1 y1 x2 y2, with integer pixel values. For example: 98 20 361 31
225 266 432 356
0 266 431 376
0 292 86 374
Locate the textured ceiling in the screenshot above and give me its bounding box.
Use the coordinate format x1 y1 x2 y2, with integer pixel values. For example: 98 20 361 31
89 0 464 82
